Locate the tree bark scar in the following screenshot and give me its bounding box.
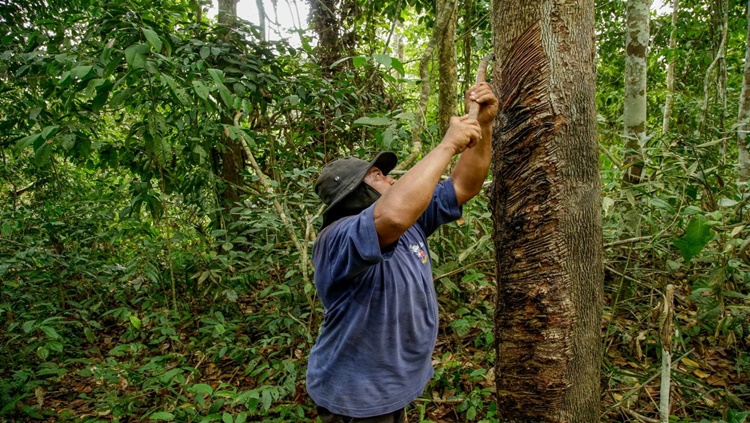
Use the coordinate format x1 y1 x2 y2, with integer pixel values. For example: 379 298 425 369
491 21 573 421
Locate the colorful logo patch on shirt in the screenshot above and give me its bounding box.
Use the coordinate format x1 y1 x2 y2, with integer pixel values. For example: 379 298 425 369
409 242 428 264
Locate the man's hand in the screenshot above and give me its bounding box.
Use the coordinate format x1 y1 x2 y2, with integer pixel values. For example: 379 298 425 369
466 82 499 127
441 115 482 154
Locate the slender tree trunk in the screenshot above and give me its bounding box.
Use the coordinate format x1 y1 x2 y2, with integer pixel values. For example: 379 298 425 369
662 0 679 134
623 0 650 184
463 0 474 95
396 0 456 171
256 0 266 40
490 0 603 420
700 0 729 134
437 0 459 135
217 0 244 208
737 0 750 182
308 0 340 70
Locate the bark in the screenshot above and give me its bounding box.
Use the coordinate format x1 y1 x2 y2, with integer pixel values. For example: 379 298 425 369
437 0 458 135
463 0 474 95
308 0 340 70
490 1 603 420
217 0 238 24
662 0 679 134
738 0 750 182
623 0 650 184
216 0 244 207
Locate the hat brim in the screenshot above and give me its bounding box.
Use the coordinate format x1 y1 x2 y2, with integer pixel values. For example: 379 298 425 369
324 151 398 215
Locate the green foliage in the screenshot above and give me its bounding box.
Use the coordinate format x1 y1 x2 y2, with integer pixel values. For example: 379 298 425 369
2 0 750 421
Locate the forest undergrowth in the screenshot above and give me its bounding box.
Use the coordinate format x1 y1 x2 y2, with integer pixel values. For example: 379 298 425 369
1 135 749 423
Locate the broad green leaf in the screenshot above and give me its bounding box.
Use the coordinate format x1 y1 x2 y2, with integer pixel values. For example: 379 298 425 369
718 198 738 207
125 44 149 69
129 314 141 329
214 323 226 335
208 68 224 84
190 383 214 395
149 412 174 421
37 346 49 360
373 54 392 69
22 320 36 333
71 65 93 79
200 46 211 59
352 56 367 68
261 389 272 411
142 28 162 52
41 125 59 140
222 412 232 423
353 117 392 126
58 71 72 87
84 328 96 343
35 143 53 166
39 325 60 339
672 216 715 262
191 80 209 100
235 413 247 423
218 85 234 108
391 57 405 75
16 133 41 151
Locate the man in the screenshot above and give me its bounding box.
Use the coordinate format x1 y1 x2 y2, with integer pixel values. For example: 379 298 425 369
307 82 498 422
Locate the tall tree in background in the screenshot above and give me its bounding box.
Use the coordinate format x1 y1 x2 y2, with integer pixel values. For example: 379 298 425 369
737 0 750 182
623 0 650 184
437 0 458 135
308 0 359 71
216 0 246 209
489 1 603 421
662 0 679 134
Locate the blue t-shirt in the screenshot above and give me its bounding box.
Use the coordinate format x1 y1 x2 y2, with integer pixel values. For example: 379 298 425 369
306 179 462 417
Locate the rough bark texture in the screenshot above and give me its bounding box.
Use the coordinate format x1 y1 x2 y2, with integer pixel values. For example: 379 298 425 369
490 0 602 420
623 0 650 184
739 0 750 182
437 0 458 135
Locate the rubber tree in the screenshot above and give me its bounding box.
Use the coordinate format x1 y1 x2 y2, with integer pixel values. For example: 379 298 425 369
489 0 603 421
623 0 650 184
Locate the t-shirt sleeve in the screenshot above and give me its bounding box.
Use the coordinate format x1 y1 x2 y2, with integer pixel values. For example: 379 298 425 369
416 178 463 237
313 204 393 290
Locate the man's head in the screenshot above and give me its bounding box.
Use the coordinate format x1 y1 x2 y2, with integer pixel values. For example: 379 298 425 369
315 152 397 227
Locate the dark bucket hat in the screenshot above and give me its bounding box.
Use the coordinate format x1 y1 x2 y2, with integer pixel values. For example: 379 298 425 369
315 152 398 213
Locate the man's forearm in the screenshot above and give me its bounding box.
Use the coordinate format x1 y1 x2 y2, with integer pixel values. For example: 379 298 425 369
451 124 492 205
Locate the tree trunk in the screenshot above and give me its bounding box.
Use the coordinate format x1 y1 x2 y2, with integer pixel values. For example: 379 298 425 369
308 0 340 70
437 0 458 135
737 0 750 182
489 2 603 421
462 0 474 95
662 0 679 134
623 0 650 184
255 0 266 40
396 0 456 171
217 0 244 208
218 0 238 24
